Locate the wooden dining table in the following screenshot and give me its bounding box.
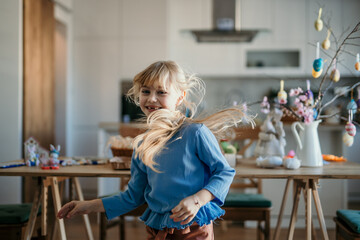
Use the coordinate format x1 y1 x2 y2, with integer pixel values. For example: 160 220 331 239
0 162 130 240
1 159 360 240
234 158 360 240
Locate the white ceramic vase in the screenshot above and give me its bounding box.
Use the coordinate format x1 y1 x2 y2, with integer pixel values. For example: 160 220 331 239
291 120 323 167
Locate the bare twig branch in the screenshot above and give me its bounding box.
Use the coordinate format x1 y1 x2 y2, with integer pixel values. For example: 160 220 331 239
344 43 360 47
320 81 360 111
318 111 341 119
315 21 360 116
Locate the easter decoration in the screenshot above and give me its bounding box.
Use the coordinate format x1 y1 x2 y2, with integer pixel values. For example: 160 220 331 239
345 111 356 137
277 80 287 104
41 144 61 170
355 53 360 71
249 10 360 169
314 8 323 31
283 150 301 170
343 131 354 147
24 137 40 167
330 59 340 82
26 145 40 167
322 29 331 50
312 42 324 78
347 89 357 115
254 108 286 168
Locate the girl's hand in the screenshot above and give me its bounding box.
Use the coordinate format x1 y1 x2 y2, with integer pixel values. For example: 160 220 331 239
170 195 201 225
57 199 104 219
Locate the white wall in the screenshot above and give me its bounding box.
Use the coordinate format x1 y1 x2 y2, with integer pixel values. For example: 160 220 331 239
0 0 23 204
71 0 167 194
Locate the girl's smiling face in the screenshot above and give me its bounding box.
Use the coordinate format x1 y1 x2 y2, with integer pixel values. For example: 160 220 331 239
139 82 184 116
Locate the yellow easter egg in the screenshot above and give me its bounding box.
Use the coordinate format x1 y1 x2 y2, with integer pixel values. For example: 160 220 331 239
315 19 323 31
277 91 287 99
312 68 322 78
330 69 340 82
343 132 354 147
355 62 360 71
322 39 330 50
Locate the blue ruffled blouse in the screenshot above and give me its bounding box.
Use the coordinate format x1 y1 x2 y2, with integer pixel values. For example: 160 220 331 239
102 123 235 230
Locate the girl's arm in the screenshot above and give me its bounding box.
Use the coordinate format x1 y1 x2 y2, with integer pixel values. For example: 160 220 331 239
170 189 214 225
57 199 104 219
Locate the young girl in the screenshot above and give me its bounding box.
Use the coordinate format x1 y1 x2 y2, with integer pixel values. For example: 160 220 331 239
57 61 253 239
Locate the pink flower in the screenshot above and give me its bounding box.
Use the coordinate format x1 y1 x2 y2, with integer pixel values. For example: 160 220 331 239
294 98 300 105
296 105 305 116
289 87 303 97
278 98 287 104
304 115 314 124
299 95 308 102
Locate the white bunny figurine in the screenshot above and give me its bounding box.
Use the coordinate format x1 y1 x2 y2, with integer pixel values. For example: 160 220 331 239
26 145 39 167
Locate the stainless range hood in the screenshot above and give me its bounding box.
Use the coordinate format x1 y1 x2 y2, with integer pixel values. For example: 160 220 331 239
190 0 259 43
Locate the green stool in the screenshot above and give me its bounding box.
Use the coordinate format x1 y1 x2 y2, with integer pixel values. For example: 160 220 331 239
0 203 41 240
334 209 360 240
223 193 272 240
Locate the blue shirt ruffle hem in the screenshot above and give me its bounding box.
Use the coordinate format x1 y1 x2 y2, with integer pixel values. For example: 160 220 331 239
140 201 225 230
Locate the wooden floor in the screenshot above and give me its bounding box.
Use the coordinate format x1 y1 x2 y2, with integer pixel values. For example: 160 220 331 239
51 202 360 239
61 215 336 240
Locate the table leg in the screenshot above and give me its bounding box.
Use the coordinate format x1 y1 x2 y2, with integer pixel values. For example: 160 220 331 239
50 177 67 240
73 177 94 240
305 180 312 240
24 177 43 240
273 179 292 240
311 179 329 240
287 181 302 240
302 188 317 240
41 181 48 236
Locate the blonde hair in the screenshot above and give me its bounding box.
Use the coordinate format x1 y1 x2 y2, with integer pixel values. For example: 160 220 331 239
127 61 254 172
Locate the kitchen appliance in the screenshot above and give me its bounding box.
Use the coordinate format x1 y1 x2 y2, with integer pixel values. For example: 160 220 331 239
190 0 260 43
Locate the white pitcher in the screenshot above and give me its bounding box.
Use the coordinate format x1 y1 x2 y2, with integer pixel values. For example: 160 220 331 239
291 120 323 167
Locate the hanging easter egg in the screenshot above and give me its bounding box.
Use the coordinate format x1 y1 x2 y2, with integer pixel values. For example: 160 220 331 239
305 79 314 105
312 68 323 78
330 69 340 82
356 62 360 71
347 99 357 115
314 20 323 31
314 8 323 31
313 108 318 119
343 132 354 147
322 29 331 50
345 122 356 137
277 80 287 104
313 58 324 72
346 123 357 137
355 53 360 71
322 39 330 50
